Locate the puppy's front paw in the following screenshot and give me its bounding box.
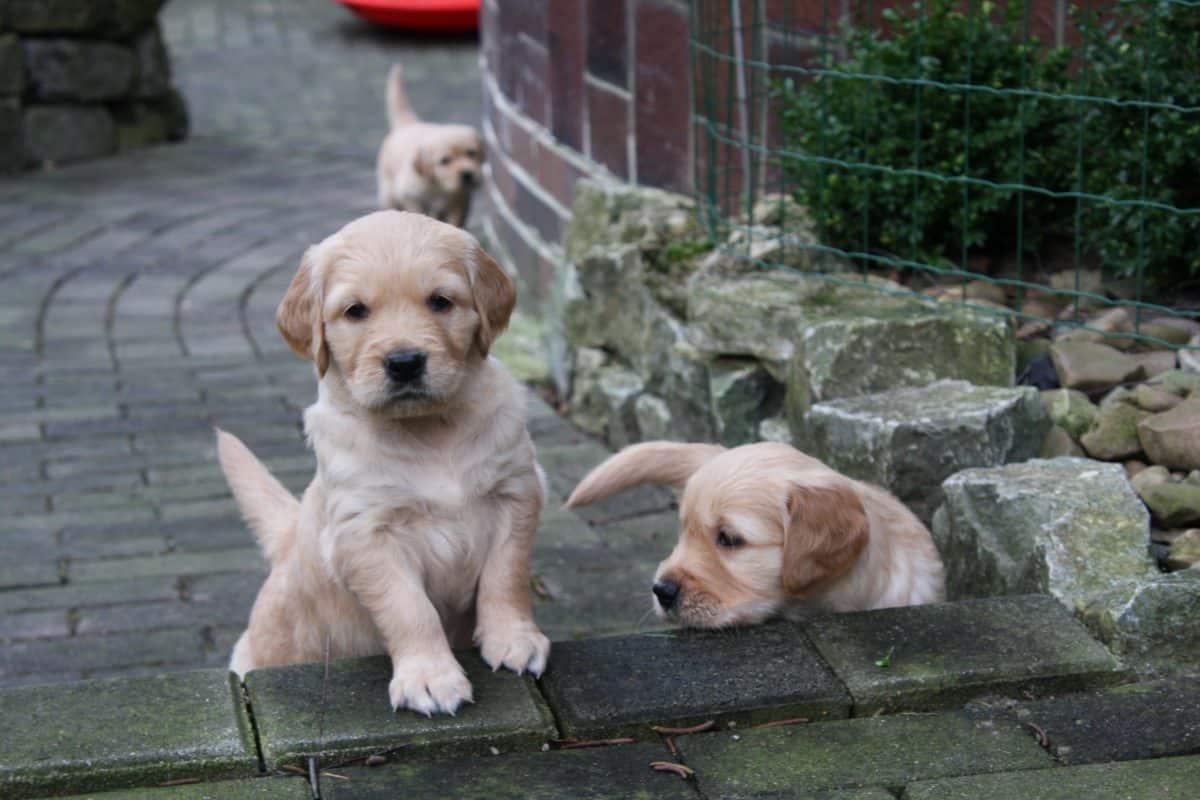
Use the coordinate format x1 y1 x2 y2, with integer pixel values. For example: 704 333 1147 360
476 622 550 677
388 655 473 716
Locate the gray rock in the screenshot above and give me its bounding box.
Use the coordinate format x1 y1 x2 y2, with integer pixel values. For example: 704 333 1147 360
1148 369 1200 397
22 105 116 165
1131 465 1171 501
566 347 610 436
1129 350 1177 380
1101 569 1200 664
758 414 792 444
1165 529 1200 570
24 40 136 102
133 23 170 98
1139 482 1200 528
1041 388 1098 438
1133 384 1182 413
0 98 20 173
633 394 671 440
931 458 1157 653
3 0 106 34
1050 341 1143 393
639 316 713 440
709 358 779 446
0 35 23 95
1080 401 1149 461
1041 425 1084 458
808 380 1049 523
1137 398 1200 471
1180 334 1200 374
594 366 644 448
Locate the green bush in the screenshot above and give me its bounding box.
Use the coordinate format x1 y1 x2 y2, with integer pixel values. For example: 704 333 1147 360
772 0 1200 291
1068 1 1200 287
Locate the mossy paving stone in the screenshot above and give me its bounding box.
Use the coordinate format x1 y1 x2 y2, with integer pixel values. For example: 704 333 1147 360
801 595 1125 715
1002 678 1200 765
243 652 556 770
0 670 257 800
903 754 1200 799
677 709 1050 798
48 775 308 799
319 742 695 800
537 621 850 738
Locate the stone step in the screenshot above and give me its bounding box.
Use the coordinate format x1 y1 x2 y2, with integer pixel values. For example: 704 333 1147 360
807 379 1049 522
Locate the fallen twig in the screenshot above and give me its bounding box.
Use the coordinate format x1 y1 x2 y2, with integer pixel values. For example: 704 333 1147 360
1024 722 1049 748
664 736 679 757
554 736 636 749
650 761 695 779
649 720 715 735
322 771 349 780
278 765 308 776
157 777 202 787
751 717 810 729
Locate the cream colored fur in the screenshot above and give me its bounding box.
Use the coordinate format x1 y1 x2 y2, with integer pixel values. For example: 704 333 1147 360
221 211 547 716
375 64 484 227
566 441 944 627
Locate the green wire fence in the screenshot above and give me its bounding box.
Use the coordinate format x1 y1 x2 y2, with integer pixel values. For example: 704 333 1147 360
690 0 1200 351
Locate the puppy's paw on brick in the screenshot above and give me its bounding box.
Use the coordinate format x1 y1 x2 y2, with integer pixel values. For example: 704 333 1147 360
389 654 474 716
477 622 551 677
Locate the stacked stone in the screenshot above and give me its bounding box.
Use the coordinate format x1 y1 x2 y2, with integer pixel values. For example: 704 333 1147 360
0 0 187 171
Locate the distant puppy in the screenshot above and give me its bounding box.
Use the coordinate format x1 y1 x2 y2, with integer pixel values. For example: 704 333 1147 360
218 211 548 716
566 442 944 627
376 64 484 227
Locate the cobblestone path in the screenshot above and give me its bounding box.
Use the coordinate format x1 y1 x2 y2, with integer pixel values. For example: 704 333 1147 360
0 0 672 688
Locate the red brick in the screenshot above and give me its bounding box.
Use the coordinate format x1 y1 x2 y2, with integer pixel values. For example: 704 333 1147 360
587 80 629 178
549 0 586 149
489 148 518 212
515 174 564 244
490 201 544 298
635 0 692 192
535 142 588 209
516 34 550 128
587 0 628 87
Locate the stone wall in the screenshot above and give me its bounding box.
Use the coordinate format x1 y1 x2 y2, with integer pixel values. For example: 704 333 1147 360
0 0 187 172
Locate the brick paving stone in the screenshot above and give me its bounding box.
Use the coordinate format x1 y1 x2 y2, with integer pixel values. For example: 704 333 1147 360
0 670 256 799
904 754 1200 800
801 595 1126 715
320 743 695 800
53 775 309 799
678 710 1052 798
0 608 69 642
539 622 850 738
244 653 557 769
68 548 265 583
999 678 1200 765
0 628 206 680
0 576 179 613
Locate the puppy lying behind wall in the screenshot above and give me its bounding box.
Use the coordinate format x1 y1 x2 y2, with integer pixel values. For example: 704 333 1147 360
218 211 548 716
566 441 945 627
376 63 484 227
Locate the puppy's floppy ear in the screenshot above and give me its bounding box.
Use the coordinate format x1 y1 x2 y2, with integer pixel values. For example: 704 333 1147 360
782 481 869 596
413 143 431 178
276 243 330 377
469 247 515 357
565 441 725 508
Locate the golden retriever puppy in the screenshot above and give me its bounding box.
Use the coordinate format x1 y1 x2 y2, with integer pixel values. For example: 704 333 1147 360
566 441 944 627
217 210 548 716
376 64 484 227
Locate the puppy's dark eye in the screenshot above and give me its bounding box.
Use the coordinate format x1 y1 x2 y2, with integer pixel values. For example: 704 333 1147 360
345 303 369 320
716 527 744 549
439 155 452 166
427 294 453 313
466 149 478 159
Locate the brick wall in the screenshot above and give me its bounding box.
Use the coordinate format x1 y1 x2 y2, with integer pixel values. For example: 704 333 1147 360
480 0 691 300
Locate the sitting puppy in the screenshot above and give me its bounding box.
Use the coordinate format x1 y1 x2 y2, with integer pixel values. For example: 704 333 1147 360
376 63 484 227
566 441 944 627
218 211 548 716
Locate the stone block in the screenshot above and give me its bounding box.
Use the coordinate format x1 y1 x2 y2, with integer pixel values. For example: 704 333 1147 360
808 381 1049 522
0 98 23 172
1100 569 1200 664
3 1 106 34
905 755 1200 800
932 458 1162 656
537 622 850 737
24 40 135 102
22 105 117 166
0 670 256 798
1138 397 1200 470
244 653 556 768
54 776 308 799
133 23 170 98
678 710 1050 797
321 743 695 799
1003 679 1200 766
802 595 1124 715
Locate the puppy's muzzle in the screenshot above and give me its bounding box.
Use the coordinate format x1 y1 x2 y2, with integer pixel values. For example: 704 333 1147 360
383 349 427 386
652 579 680 611
459 170 477 188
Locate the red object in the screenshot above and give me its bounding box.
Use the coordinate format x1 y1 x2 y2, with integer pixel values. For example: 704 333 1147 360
335 0 479 32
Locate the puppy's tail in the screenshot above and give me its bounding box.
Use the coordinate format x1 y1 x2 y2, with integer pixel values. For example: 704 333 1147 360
565 441 725 508
216 429 299 563
386 63 419 128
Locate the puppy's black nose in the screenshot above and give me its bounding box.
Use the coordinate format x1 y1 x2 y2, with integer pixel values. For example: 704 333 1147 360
652 579 680 610
460 170 476 187
383 349 426 384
